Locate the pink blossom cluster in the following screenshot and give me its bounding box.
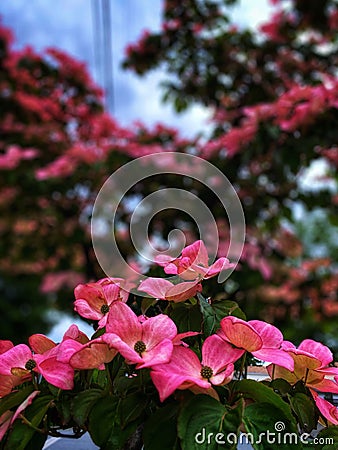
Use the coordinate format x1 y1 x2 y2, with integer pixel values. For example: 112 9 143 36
202 79 338 159
0 240 337 433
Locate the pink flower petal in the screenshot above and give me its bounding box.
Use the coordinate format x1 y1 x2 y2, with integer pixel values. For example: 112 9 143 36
139 277 174 299
252 348 294 371
70 341 117 369
210 364 234 385
172 331 200 346
0 375 16 397
11 391 40 423
202 334 243 371
150 346 211 402
182 240 209 267
55 340 84 364
0 344 32 375
38 358 74 390
29 334 56 354
154 254 175 267
311 378 338 394
74 283 103 311
74 299 102 321
103 333 142 365
106 302 142 345
220 316 262 352
311 390 338 425
0 411 12 441
316 367 338 376
62 325 89 344
204 258 235 278
165 280 202 302
0 341 14 355
249 320 284 348
102 282 121 305
136 339 173 369
163 262 181 276
288 350 322 370
281 341 296 351
142 315 177 350
298 339 333 367
267 363 298 384
150 371 195 402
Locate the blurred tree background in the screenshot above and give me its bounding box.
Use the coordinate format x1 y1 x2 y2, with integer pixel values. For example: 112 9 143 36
0 0 337 354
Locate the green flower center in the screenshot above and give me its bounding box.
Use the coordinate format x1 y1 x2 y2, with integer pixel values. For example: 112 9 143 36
200 365 213 380
134 340 147 355
100 304 110 314
25 359 36 371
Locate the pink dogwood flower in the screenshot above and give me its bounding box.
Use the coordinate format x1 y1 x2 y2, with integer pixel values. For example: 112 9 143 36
74 277 130 328
151 335 237 401
28 325 90 367
0 326 87 390
267 339 338 424
155 240 234 281
139 278 202 302
104 302 177 369
218 316 294 370
0 344 73 390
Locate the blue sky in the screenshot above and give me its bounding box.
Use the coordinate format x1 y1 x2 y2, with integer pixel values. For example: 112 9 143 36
0 0 272 137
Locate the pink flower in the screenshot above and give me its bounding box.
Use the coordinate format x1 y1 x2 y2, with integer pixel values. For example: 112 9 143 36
139 277 202 302
104 302 177 369
0 340 25 397
267 339 338 424
218 316 294 370
150 335 237 401
0 328 85 394
74 277 129 328
0 330 79 390
268 339 338 392
155 240 234 281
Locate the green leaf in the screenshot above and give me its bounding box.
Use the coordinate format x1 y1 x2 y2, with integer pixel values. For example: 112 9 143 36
243 402 301 450
270 378 292 396
72 388 104 427
198 294 245 336
24 433 47 450
141 297 157 315
88 393 143 450
0 385 34 418
288 393 318 433
170 302 202 333
104 421 141 450
212 300 246 321
233 379 294 423
143 402 180 450
119 391 148 428
177 395 243 450
88 395 119 447
4 395 53 450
